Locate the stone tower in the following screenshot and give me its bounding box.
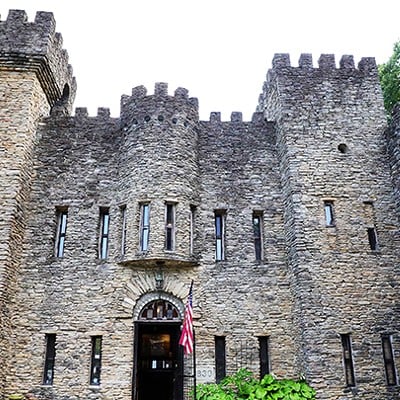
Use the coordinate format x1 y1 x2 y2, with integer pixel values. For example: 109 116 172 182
258 53 400 396
0 10 75 393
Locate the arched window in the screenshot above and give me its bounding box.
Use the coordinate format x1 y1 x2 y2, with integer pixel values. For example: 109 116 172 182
139 300 180 320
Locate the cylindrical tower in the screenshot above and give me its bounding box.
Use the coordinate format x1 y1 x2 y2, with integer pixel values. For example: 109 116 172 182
119 83 200 266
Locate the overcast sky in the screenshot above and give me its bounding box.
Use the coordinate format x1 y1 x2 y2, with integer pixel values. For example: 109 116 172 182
1 0 399 120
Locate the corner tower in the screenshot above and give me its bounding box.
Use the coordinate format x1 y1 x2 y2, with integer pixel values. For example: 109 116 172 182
0 10 76 391
258 54 400 397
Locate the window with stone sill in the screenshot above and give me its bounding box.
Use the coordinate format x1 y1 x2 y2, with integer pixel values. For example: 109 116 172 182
99 208 110 259
382 334 397 386
215 336 226 383
55 207 68 257
189 205 197 255
165 202 176 251
324 201 335 227
43 334 56 385
258 336 270 377
214 210 226 261
90 336 102 386
341 334 356 387
120 205 127 256
367 227 379 251
140 203 150 251
253 212 264 261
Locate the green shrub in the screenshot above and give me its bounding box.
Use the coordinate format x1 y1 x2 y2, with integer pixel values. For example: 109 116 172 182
196 368 316 400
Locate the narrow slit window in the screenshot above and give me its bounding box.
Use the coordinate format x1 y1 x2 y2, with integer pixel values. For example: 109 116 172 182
324 201 335 226
90 336 102 386
215 336 226 383
215 211 226 261
140 203 150 251
55 207 68 257
120 205 127 256
165 203 175 251
259 336 270 377
43 334 56 385
253 212 263 260
190 205 196 255
382 335 397 386
341 334 356 387
367 227 379 251
99 208 110 259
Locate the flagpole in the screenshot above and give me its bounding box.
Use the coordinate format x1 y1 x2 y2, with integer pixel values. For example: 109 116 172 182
193 328 197 400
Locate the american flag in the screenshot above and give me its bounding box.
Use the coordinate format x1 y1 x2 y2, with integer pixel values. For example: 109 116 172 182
179 281 194 355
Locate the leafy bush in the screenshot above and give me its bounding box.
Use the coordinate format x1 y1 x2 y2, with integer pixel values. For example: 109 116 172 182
378 41 400 118
196 368 316 400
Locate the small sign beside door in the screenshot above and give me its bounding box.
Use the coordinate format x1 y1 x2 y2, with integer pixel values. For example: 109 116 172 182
196 366 215 383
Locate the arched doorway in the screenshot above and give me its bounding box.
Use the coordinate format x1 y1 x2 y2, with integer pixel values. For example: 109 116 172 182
134 298 183 400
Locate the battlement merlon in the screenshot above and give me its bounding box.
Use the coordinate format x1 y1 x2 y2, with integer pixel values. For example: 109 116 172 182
0 10 76 114
270 53 377 72
120 83 199 127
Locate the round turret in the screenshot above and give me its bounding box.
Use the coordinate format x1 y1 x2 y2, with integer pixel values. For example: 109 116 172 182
119 83 200 266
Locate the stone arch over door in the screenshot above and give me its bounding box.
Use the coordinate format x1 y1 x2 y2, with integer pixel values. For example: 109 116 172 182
133 291 184 321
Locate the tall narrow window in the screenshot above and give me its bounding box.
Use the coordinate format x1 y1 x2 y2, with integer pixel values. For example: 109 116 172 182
215 336 226 383
259 336 270 377
324 201 335 226
165 203 176 251
215 211 226 261
382 335 397 386
341 334 356 387
140 203 150 251
55 207 68 257
120 205 127 256
367 227 379 251
90 336 102 385
99 208 110 259
253 212 263 260
190 205 196 255
43 334 56 385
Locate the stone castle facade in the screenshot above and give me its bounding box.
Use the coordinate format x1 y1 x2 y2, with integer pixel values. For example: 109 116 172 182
0 9 400 400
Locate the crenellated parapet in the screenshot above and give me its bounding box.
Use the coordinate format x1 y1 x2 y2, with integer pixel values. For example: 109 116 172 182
0 9 76 113
120 82 198 129
269 52 377 72
257 52 383 121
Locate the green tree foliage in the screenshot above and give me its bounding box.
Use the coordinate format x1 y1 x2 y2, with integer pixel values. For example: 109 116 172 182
378 41 400 118
196 368 316 400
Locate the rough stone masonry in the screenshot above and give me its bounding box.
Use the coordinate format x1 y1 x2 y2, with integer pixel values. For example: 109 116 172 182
0 8 399 400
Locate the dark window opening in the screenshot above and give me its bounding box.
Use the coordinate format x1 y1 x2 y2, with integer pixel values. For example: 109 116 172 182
55 208 68 257
341 334 356 387
382 335 397 386
324 201 335 226
140 203 150 251
90 336 102 385
165 203 175 251
99 208 110 259
367 227 378 250
253 213 263 260
215 211 226 261
43 334 56 385
190 205 196 255
215 336 226 383
120 205 127 256
259 336 270 377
